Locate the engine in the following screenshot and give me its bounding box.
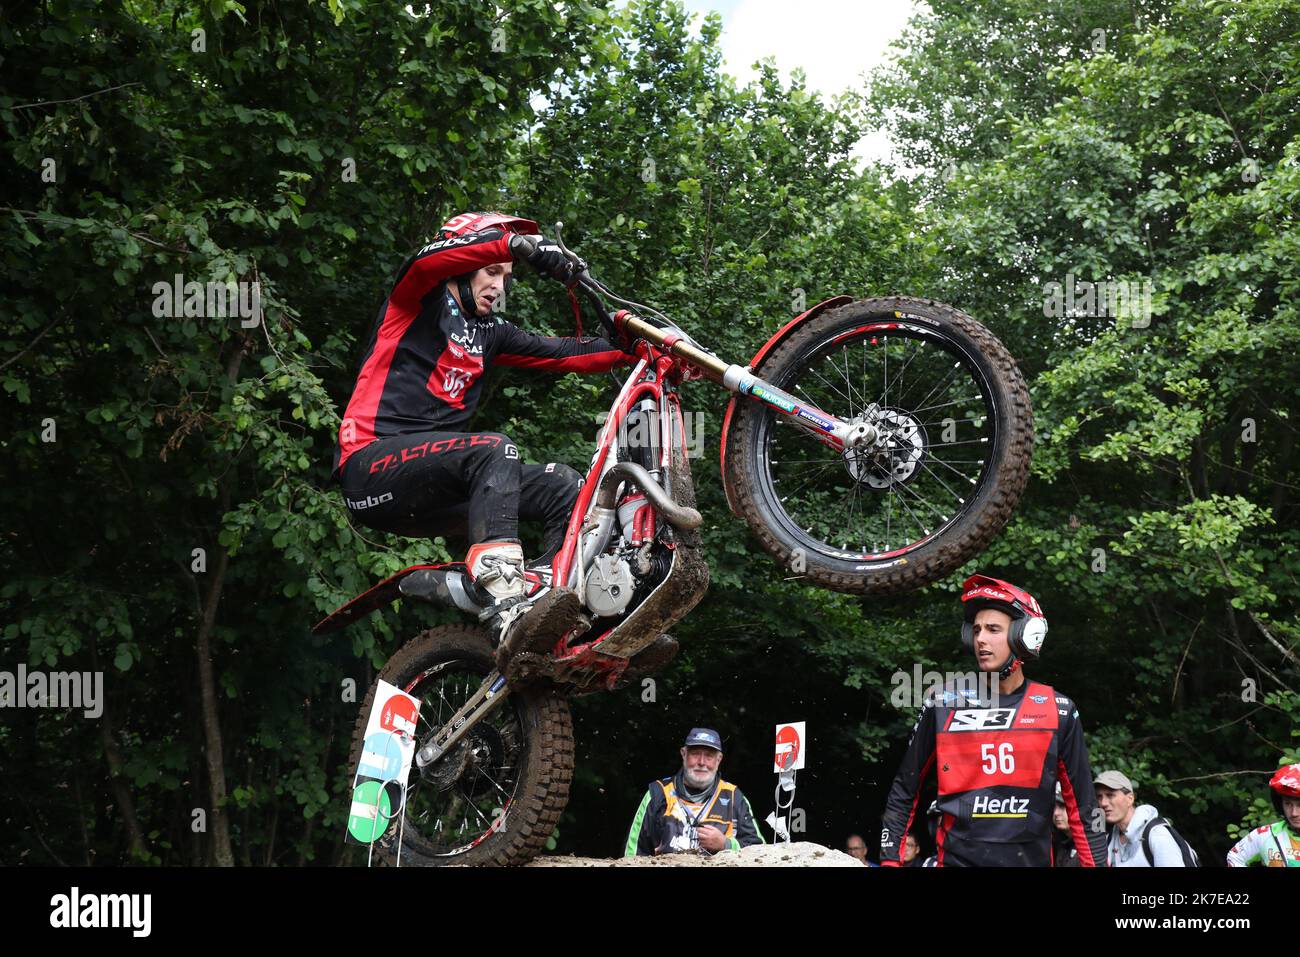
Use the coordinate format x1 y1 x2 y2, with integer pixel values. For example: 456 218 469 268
584 553 637 618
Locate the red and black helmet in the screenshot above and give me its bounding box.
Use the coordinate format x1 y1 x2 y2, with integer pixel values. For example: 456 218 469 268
438 211 538 240
1269 763 1300 814
437 212 539 317
960 573 1048 661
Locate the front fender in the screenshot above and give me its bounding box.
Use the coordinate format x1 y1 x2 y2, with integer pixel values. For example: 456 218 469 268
719 295 854 516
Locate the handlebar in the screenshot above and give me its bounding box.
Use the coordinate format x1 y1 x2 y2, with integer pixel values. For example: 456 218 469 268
511 222 710 357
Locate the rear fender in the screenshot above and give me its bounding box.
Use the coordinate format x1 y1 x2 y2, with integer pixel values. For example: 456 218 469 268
312 562 466 635
720 295 854 516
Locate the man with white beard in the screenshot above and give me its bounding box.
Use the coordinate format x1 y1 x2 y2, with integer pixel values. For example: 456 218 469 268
624 728 764 856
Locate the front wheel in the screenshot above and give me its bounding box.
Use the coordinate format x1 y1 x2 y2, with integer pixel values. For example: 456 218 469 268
725 297 1033 595
347 624 573 866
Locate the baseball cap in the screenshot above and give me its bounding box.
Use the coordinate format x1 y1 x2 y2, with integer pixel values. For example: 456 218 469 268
683 728 723 751
1094 770 1135 792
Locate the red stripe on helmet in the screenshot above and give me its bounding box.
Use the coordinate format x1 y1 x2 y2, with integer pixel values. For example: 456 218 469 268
440 211 539 238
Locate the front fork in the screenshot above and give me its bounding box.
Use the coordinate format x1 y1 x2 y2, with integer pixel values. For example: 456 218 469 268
719 365 875 452
413 672 508 771
616 312 878 452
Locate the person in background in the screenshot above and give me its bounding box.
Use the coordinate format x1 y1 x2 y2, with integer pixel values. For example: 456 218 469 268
1095 770 1196 866
1226 763 1300 867
1052 783 1080 867
624 728 764 856
845 833 870 865
903 832 923 867
879 575 1108 866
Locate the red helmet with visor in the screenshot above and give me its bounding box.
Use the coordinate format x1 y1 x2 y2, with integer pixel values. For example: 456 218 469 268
438 211 538 239
1269 763 1300 815
960 573 1048 661
436 211 539 317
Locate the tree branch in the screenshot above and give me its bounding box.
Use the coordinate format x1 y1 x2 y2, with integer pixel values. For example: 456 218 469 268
0 314 64 371
10 81 142 110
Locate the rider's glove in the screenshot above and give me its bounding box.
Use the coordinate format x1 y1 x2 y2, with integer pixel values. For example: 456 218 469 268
509 234 576 282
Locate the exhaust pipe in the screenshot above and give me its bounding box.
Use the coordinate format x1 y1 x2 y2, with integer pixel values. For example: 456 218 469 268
595 461 702 531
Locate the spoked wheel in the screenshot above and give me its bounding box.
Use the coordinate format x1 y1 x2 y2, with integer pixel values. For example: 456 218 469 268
347 624 573 866
726 297 1033 595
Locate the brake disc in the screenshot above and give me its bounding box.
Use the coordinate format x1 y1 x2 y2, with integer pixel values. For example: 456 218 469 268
843 408 927 489
421 724 507 796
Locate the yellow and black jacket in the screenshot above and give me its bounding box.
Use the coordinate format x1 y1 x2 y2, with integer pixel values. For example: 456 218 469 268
624 770 764 856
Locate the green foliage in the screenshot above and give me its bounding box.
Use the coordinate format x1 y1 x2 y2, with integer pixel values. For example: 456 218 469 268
3 0 1298 864
869 0 1300 856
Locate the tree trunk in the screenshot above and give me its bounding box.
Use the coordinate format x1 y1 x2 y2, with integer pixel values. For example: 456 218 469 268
196 538 236 866
194 340 247 867
90 637 148 862
264 756 280 867
72 766 92 866
99 706 148 862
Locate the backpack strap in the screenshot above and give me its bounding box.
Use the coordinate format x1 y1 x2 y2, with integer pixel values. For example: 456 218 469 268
1141 816 1198 867
1140 817 1165 867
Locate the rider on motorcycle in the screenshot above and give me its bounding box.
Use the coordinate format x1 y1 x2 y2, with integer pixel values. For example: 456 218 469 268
1226 763 1300 866
332 211 631 651
878 574 1110 867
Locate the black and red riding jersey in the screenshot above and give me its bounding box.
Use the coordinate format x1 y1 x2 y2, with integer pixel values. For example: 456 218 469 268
333 228 629 477
879 679 1109 867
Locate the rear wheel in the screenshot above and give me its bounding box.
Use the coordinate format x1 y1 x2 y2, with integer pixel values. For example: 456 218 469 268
726 297 1033 595
347 624 573 866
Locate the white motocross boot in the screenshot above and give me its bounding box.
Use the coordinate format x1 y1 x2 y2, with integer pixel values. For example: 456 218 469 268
465 541 531 643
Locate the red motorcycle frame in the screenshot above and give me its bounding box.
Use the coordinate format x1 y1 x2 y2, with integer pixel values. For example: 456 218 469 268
327 230 1036 865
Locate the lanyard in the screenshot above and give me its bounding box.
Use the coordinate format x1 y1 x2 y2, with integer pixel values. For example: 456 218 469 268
672 775 722 837
682 784 719 829
1273 829 1300 865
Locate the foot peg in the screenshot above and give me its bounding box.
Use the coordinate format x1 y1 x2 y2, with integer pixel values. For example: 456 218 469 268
494 587 586 677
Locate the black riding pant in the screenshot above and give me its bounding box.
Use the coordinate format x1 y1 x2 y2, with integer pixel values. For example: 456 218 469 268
339 431 582 560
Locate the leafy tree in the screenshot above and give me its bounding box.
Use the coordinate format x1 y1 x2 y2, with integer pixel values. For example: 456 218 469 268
3 0 1296 866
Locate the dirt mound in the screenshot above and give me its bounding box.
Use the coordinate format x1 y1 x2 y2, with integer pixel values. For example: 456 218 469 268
527 841 861 867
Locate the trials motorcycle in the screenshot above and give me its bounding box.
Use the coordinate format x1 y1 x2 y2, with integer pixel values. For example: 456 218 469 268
315 230 1034 865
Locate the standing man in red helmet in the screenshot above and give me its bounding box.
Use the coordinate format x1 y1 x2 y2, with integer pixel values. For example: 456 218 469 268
878 574 1109 866
332 212 630 658
1226 763 1300 866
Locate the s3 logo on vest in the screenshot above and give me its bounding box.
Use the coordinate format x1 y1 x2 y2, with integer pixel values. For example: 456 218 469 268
948 708 1016 731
